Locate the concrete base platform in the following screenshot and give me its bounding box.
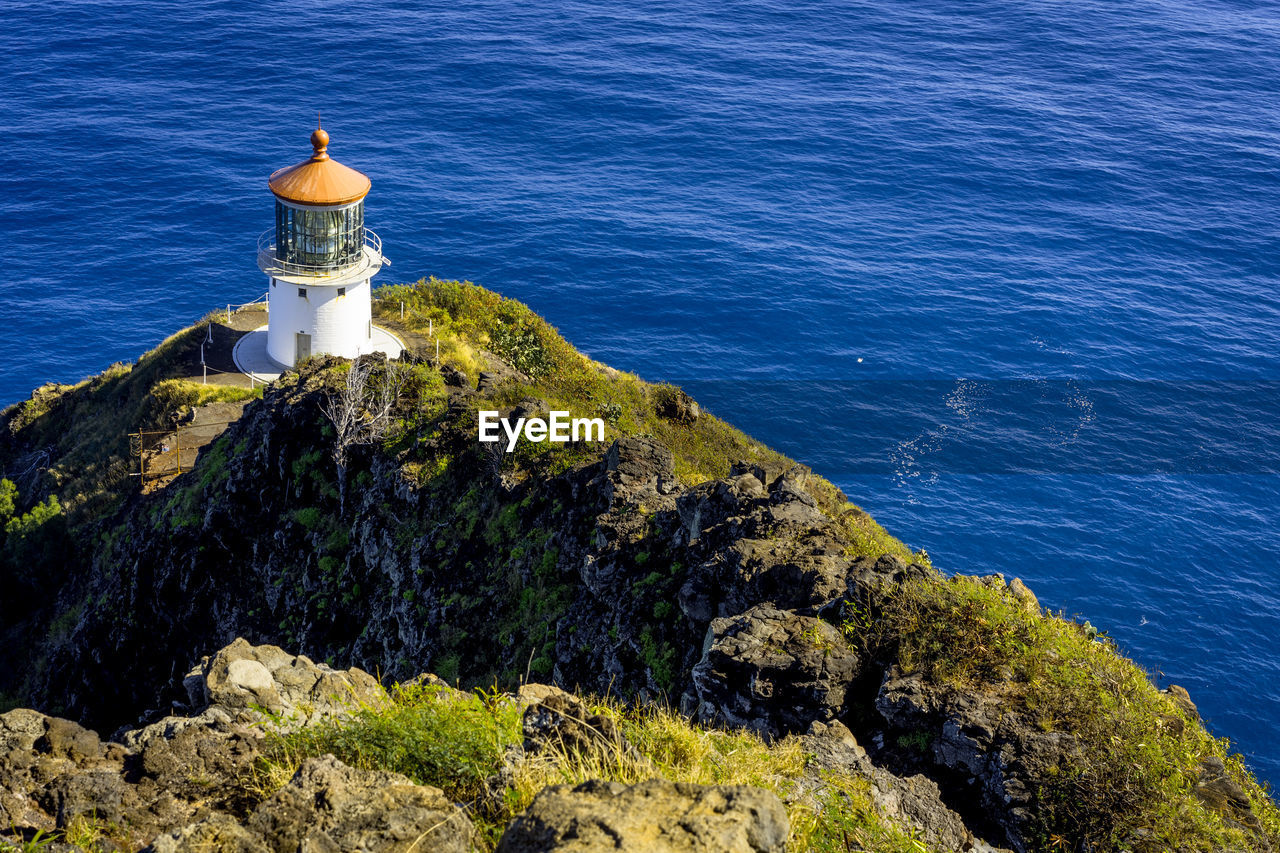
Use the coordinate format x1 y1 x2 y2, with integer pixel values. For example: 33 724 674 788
232 325 406 384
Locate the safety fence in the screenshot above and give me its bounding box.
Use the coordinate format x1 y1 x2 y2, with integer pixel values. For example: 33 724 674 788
386 299 443 364
225 292 269 324
128 420 241 491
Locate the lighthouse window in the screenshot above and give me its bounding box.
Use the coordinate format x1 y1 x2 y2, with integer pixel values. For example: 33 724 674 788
275 201 365 270
337 287 346 297
298 288 307 298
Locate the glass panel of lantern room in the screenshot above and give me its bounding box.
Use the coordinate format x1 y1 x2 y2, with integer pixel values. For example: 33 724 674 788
275 201 365 268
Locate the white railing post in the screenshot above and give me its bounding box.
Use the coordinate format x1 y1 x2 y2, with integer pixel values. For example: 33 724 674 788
226 304 231 324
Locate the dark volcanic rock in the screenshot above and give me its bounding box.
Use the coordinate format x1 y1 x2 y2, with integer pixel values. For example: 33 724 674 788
0 709 132 840
691 605 860 737
522 691 627 758
800 720 1008 853
497 778 787 853
655 386 700 424
874 666 1079 852
1194 756 1269 844
131 721 261 804
601 435 678 505
675 468 854 624
1163 683 1200 722
146 812 267 853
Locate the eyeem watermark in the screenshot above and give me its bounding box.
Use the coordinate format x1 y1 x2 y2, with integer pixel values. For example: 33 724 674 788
479 410 606 453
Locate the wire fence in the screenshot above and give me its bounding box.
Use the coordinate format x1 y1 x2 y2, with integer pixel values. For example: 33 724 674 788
195 321 262 388
387 299 442 363
128 428 185 488
129 420 242 490
201 360 262 389
226 292 269 324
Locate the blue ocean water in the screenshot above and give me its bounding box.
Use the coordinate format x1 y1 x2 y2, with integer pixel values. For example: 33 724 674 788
3 0 1279 780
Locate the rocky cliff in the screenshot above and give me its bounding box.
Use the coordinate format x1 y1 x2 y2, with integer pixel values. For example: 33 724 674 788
0 278 1276 852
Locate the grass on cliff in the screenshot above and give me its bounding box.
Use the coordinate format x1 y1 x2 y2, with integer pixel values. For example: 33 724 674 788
373 278 925 565
256 681 937 852
863 574 1280 852
0 321 257 523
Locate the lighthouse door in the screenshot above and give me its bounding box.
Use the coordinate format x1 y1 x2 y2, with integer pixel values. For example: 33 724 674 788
295 332 312 364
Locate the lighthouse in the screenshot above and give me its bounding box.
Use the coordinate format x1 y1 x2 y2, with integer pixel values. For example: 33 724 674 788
256 126 395 368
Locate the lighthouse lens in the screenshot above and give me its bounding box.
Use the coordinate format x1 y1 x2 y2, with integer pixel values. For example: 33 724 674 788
275 201 365 270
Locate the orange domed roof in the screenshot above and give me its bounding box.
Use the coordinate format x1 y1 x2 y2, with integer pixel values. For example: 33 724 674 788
268 128 371 206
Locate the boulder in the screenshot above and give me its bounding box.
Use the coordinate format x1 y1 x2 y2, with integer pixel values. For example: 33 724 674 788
133 722 262 802
497 778 787 853
0 642 406 851
37 767 130 826
248 755 475 853
800 719 872 776
1163 684 1199 722
602 437 678 506
195 638 386 725
523 692 627 758
675 473 856 623
148 755 476 852
655 387 700 424
1006 578 1039 614
147 812 268 853
34 717 103 763
0 710 132 837
441 365 470 388
691 605 859 737
515 682 577 709
122 638 386 750
1194 756 1267 841
866 772 976 853
842 554 935 607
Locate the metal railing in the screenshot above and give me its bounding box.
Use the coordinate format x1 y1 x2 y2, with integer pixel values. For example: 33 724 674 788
226 292 269 324
257 228 382 279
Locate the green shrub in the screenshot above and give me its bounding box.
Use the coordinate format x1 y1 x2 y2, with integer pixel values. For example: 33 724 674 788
4 494 66 569
262 678 924 853
0 479 16 524
262 682 521 802
874 575 1280 850
291 507 323 530
639 627 677 692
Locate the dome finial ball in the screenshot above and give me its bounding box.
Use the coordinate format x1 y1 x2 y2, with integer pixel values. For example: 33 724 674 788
310 127 330 160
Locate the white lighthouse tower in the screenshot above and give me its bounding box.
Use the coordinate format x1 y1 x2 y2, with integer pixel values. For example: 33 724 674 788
255 126 398 367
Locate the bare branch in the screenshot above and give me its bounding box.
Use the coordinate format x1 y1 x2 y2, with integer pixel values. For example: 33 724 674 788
321 358 407 474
